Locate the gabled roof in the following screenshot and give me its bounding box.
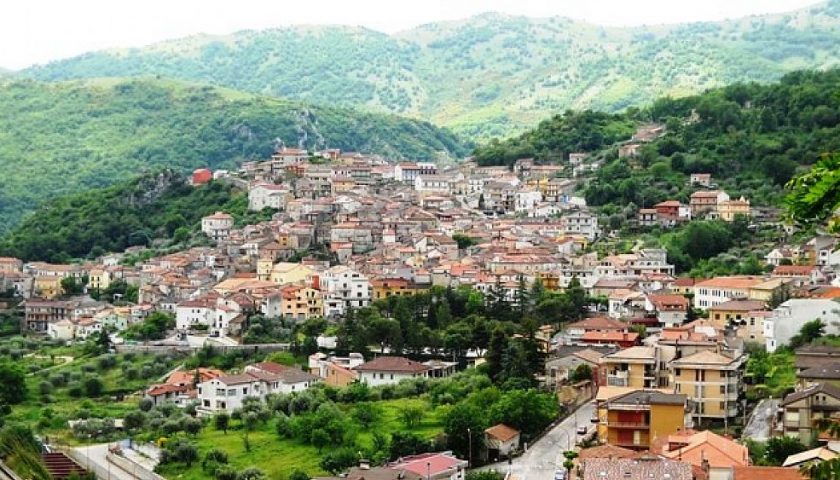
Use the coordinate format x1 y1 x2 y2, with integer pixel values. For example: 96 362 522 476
782 382 840 406
661 430 748 468
577 444 639 460
567 316 627 331
799 362 840 380
354 356 431 373
670 350 739 368
484 423 520 442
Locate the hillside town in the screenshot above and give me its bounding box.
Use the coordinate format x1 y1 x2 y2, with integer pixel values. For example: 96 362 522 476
1 135 839 480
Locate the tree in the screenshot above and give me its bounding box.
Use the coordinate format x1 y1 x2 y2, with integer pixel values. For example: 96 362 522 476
351 402 382 428
174 443 198 467
443 402 488 460
319 447 359 475
61 276 84 296
0 363 27 404
123 411 146 431
785 154 840 232
390 431 431 460
452 234 478 250
311 428 330 453
765 436 806 466
400 404 425 429
485 327 508 382
570 364 593 382
789 319 826 349
563 277 588 321
184 417 203 436
489 389 559 436
83 377 104 398
288 470 310 480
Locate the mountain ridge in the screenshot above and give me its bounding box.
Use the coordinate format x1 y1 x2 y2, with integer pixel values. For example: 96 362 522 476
21 1 840 136
0 76 467 235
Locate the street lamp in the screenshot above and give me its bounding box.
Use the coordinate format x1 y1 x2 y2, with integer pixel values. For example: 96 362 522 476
467 427 473 468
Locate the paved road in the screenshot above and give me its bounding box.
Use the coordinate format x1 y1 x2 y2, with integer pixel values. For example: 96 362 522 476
74 444 136 480
481 402 595 480
742 398 778 442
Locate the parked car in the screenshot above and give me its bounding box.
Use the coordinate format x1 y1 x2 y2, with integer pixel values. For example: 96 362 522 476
554 469 566 480
576 425 587 435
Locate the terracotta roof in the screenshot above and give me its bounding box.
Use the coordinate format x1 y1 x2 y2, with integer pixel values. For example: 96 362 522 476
661 430 748 468
577 444 639 460
582 457 692 480
484 423 520 442
388 452 466 477
670 350 739 367
604 346 656 361
648 294 689 310
567 316 627 331
694 276 764 289
354 356 431 373
731 466 805 480
773 265 817 275
709 299 767 312
581 331 639 343
673 277 695 287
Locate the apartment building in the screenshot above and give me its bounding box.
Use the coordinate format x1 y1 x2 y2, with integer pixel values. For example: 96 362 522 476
600 346 659 388
780 383 840 441
600 390 689 450
670 350 745 424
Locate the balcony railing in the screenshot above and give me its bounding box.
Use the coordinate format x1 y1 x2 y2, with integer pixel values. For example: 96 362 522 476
609 422 649 429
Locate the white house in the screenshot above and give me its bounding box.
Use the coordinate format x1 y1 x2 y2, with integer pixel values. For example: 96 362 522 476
47 319 74 341
764 299 840 352
415 174 456 194
515 190 543 214
198 362 319 414
201 212 234 240
248 183 291 211
561 211 600 241
354 356 432 387
395 162 436 183
176 298 214 331
320 266 371 317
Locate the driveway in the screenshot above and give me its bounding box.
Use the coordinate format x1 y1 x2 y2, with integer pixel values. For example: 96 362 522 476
742 398 778 442
73 444 137 480
481 401 595 480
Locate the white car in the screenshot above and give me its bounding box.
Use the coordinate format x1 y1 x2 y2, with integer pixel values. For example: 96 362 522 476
554 469 567 480
576 425 587 435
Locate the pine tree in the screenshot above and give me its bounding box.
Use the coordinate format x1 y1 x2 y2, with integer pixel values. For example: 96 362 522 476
515 275 530 317
485 327 508 382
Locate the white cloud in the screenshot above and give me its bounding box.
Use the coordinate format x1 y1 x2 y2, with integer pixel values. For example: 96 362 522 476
1 0 821 69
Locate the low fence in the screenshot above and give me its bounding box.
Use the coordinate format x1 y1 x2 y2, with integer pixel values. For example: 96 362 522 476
106 452 164 480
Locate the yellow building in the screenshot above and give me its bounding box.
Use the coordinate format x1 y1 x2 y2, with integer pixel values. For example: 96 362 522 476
280 285 323 321
707 299 766 323
34 276 63 299
600 346 658 389
747 278 791 303
371 278 424 300
670 350 745 423
256 259 274 281
88 268 111 291
717 197 750 222
601 389 688 450
269 262 314 286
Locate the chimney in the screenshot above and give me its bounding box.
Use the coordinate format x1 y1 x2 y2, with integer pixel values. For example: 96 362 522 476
701 451 710 474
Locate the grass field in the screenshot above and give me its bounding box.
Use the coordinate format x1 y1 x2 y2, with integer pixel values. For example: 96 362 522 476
157 398 447 480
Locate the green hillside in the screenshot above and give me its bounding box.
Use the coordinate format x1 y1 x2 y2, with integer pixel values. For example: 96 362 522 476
475 68 840 211
0 171 271 262
0 78 467 234
22 1 840 136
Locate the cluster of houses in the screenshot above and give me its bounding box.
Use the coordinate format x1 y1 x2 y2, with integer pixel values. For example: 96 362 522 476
637 174 752 228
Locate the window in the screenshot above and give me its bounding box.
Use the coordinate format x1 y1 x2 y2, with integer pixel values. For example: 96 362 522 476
720 385 726 394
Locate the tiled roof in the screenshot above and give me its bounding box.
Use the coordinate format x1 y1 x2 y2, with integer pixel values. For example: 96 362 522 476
661 430 748 468
670 350 739 367
731 466 805 480
582 457 692 480
354 356 431 373
782 382 840 406
567 316 627 331
484 423 520 442
577 444 639 460
799 362 840 380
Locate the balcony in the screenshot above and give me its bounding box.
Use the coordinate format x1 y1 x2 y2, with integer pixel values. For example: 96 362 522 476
609 422 649 429
607 370 629 387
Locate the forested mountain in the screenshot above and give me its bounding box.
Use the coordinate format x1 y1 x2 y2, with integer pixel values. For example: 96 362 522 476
0 78 466 235
0 171 268 262
476 69 840 212
22 1 840 136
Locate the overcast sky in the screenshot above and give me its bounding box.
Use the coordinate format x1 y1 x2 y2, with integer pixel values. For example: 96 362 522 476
2 0 821 70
